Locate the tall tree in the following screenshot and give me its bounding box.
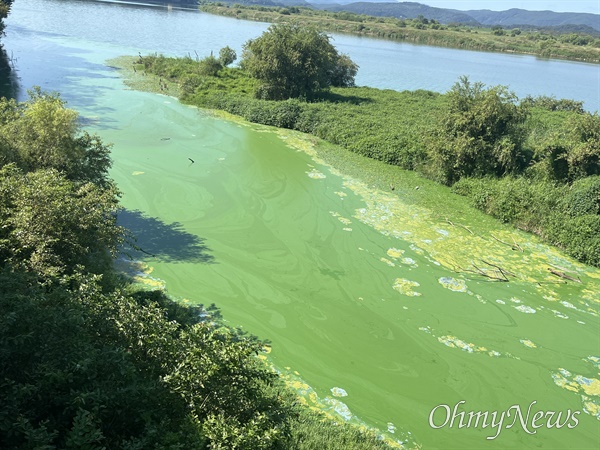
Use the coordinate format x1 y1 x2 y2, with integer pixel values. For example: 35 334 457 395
242 23 358 100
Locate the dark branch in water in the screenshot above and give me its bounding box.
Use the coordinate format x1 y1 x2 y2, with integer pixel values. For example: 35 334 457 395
445 218 474 235
547 268 581 283
490 233 522 251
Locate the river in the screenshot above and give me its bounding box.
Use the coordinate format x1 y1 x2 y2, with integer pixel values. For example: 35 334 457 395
2 1 599 448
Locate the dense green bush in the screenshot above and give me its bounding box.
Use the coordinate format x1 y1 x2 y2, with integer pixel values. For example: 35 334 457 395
563 175 600 216
427 76 529 184
242 23 358 100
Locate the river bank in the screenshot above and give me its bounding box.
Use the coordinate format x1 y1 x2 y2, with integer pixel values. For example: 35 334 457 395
113 54 600 269
198 3 600 64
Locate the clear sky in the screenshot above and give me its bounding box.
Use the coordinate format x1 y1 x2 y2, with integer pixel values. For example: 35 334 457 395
419 1 600 14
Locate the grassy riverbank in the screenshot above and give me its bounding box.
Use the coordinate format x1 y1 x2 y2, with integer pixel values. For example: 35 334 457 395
198 3 600 64
114 54 600 268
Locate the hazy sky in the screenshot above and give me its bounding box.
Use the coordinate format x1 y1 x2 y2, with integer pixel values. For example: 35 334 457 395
419 1 600 14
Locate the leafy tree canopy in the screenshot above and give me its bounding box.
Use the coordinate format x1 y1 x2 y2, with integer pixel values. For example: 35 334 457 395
427 76 529 184
0 88 113 187
242 23 358 100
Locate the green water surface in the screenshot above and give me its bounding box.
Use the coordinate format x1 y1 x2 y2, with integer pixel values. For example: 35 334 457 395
97 86 600 449
3 6 598 444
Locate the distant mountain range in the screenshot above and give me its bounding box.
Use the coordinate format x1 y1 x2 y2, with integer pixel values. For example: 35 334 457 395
309 1 600 32
125 1 600 32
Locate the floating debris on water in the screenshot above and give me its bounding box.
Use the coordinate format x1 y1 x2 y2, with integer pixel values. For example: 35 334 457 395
586 356 600 369
322 397 353 421
582 396 600 419
132 171 145 175
438 277 467 292
392 278 421 297
401 257 417 267
514 305 536 314
520 339 537 348
510 297 522 304
380 257 396 267
306 168 326 179
331 387 348 397
387 422 396 434
435 229 449 237
496 299 506 305
438 335 480 353
387 248 404 259
551 310 569 319
342 227 352 232
419 327 509 358
334 191 347 198
552 360 600 420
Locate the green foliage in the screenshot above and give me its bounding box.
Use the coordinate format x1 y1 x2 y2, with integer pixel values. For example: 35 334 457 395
0 0 13 35
527 111 599 182
197 55 223 77
242 23 358 100
565 112 600 180
427 76 529 184
563 175 600 216
0 165 122 278
521 95 584 113
218 45 237 66
0 88 113 187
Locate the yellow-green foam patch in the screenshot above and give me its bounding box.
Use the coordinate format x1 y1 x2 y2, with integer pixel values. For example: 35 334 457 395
132 171 145 175
582 396 600 418
551 363 600 419
438 277 467 292
514 305 536 314
520 339 537 348
392 278 421 297
306 168 326 179
330 387 348 397
380 257 396 267
277 368 407 448
419 326 508 358
387 247 404 259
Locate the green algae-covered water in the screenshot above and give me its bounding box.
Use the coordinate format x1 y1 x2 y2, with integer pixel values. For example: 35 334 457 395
106 92 600 449
3 1 600 448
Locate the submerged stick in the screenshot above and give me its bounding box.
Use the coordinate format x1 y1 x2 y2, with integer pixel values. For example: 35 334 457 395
547 268 581 283
490 233 521 251
445 218 475 235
